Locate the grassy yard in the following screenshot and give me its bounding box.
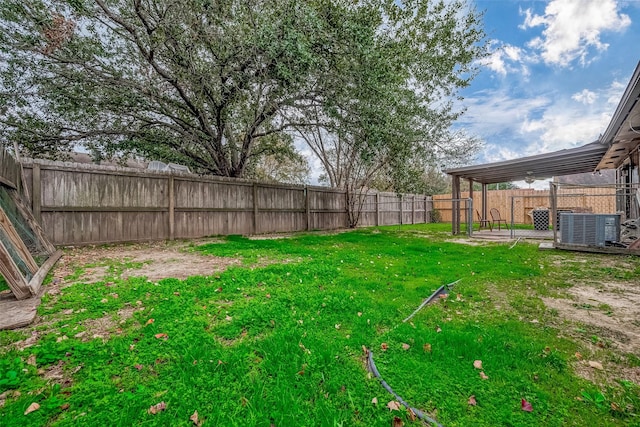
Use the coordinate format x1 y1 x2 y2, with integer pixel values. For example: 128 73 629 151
1 224 639 426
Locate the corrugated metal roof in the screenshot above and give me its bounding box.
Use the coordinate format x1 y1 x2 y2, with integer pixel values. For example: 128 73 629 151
444 141 608 184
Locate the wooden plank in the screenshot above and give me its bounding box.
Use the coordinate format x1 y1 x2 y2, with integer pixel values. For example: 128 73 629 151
412 195 415 224
0 207 38 274
305 186 310 231
40 206 168 212
32 163 41 224
0 295 40 330
0 239 31 300
28 250 62 296
253 183 258 234
168 176 175 240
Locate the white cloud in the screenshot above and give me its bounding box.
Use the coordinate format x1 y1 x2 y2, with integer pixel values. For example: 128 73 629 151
520 0 631 67
458 89 550 137
480 43 530 77
458 78 626 164
572 89 598 105
512 79 625 154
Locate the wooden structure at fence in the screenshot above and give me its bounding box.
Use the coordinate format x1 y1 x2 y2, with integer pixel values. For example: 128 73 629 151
0 148 62 329
433 188 616 225
14 158 432 246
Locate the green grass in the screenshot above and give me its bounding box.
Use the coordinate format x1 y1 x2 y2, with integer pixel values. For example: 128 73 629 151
1 224 639 426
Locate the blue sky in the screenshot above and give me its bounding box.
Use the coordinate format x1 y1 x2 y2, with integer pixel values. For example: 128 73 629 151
459 0 640 182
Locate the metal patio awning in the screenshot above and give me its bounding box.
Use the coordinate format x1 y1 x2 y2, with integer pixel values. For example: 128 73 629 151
444 141 608 184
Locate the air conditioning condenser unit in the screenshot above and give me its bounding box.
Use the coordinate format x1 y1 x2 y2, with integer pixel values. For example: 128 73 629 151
559 213 621 247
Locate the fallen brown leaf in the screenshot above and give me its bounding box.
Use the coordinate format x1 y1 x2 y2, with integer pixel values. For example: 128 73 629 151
393 416 404 427
60 403 70 411
154 333 168 340
402 343 410 351
24 402 40 415
190 410 201 426
381 343 388 351
588 361 604 370
479 371 489 380
575 352 583 360
473 360 483 370
408 408 417 421
371 397 378 405
27 354 36 366
436 326 442 333
148 401 167 415
387 400 401 411
423 343 432 353
134 364 144 371
468 395 477 406
357 312 362 317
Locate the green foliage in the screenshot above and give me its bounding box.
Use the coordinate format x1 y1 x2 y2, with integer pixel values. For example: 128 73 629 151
0 0 486 187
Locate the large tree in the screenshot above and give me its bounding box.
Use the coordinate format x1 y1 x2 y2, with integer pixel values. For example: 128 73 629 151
291 0 486 226
0 0 486 187
0 0 345 175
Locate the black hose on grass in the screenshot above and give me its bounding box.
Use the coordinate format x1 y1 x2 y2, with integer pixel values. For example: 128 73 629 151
403 279 461 323
366 349 443 427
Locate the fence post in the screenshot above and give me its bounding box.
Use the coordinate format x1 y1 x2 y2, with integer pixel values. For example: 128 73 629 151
412 195 415 224
168 175 175 240
399 195 403 225
253 183 259 234
510 196 515 239
375 192 380 226
32 163 41 224
550 182 558 243
468 198 473 236
305 186 310 231
424 196 428 223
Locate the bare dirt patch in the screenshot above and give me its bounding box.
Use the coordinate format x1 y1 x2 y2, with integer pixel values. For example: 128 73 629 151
542 280 640 356
572 361 640 386
52 239 241 285
444 238 489 246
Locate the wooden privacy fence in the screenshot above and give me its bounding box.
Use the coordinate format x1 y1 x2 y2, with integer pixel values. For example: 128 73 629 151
16 159 432 246
433 188 616 224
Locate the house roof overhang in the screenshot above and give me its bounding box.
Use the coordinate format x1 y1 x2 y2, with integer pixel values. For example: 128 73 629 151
596 61 640 170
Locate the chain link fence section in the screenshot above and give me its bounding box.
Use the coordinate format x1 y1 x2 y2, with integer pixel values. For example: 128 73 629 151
432 197 473 236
